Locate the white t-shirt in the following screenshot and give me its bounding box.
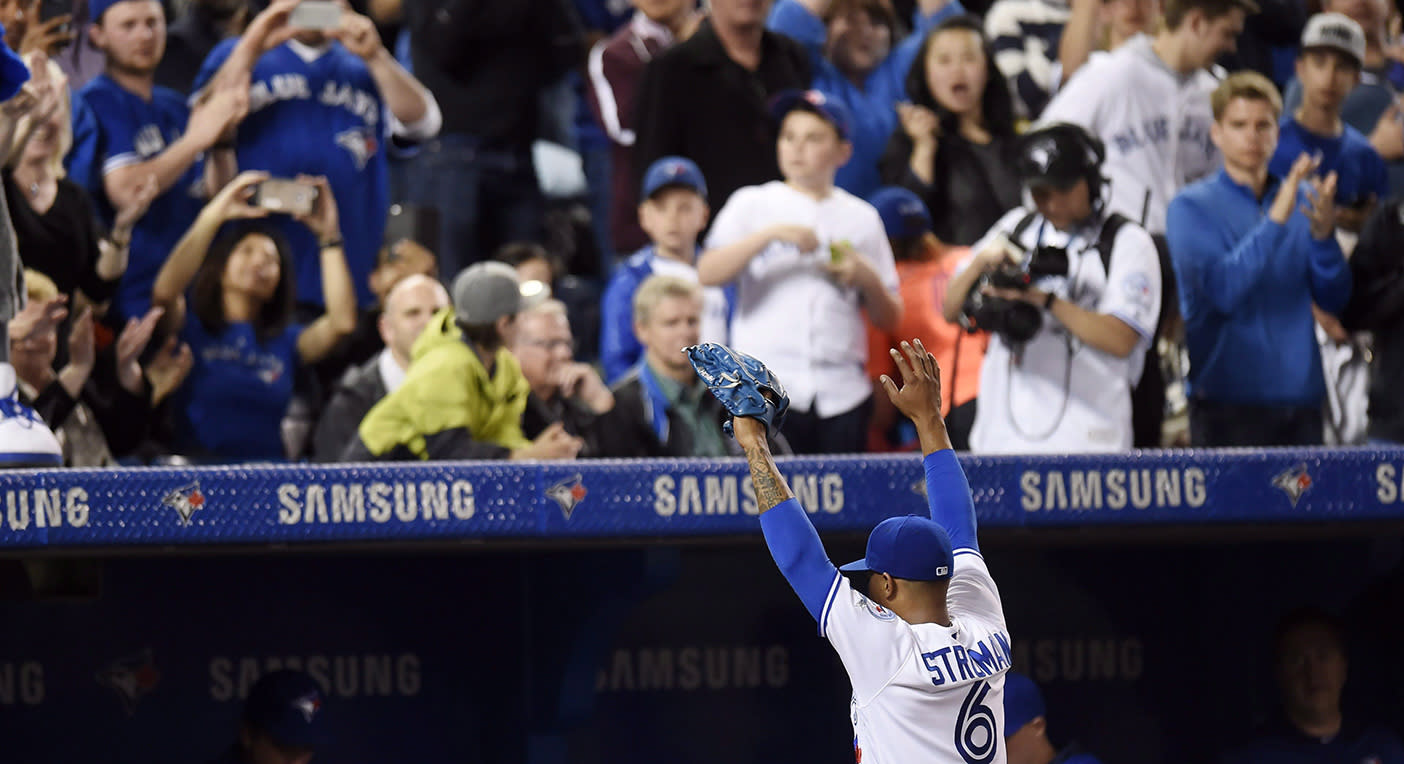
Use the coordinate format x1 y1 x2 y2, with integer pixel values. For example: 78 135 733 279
821 552 1011 764
1039 34 1221 234
705 181 900 417
958 208 1162 453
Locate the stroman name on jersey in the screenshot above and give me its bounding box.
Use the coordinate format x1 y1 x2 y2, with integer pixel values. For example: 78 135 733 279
923 632 1013 686
249 74 379 128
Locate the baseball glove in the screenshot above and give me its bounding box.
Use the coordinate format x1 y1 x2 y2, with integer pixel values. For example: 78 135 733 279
684 343 790 437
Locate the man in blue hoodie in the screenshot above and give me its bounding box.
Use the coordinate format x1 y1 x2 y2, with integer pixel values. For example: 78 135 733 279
1166 71 1352 447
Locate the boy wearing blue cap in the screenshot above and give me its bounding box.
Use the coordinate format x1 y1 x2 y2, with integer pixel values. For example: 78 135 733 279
599 155 729 384
687 338 1010 763
212 669 330 764
698 88 903 454
1003 672 1103 764
67 0 248 323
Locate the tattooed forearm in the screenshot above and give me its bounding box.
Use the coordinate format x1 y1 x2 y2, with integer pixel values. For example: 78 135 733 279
744 443 794 514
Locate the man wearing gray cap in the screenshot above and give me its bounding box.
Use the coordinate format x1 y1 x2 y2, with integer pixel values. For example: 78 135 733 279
343 262 584 461
1269 12 1389 233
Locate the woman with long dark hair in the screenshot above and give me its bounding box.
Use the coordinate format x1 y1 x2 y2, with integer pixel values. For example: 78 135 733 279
879 15 1023 246
152 171 357 462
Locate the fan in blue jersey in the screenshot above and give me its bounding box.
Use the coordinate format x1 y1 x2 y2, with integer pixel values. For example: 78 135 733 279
151 171 358 462
192 0 440 312
66 0 249 323
689 339 1012 764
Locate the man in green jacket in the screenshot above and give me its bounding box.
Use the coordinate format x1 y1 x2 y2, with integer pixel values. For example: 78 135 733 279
345 262 584 461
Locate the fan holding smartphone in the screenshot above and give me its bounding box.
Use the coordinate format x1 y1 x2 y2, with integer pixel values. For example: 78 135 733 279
191 0 441 319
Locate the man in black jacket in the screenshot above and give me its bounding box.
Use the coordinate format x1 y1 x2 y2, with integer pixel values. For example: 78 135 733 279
402 0 585 280
510 299 613 457
1342 196 1404 445
311 274 448 461
633 0 811 213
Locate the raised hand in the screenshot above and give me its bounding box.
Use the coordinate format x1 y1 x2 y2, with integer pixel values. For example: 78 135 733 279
18 9 75 57
332 9 383 61
9 293 67 343
879 339 944 425
210 171 271 221
897 102 940 147
114 306 165 395
1269 153 1317 225
187 84 250 150
1302 170 1338 241
145 336 194 406
292 175 339 243
113 173 158 233
66 306 95 374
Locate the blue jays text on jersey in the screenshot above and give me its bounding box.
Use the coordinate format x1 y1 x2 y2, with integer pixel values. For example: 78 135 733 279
193 40 390 308
1108 115 1215 164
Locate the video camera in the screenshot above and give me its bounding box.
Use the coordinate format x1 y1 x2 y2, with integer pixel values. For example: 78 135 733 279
960 234 1069 345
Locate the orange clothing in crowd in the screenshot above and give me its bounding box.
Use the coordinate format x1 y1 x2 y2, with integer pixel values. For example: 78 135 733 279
867 246 987 416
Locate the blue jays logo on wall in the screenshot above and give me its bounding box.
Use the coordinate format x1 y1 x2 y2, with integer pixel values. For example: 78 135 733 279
547 475 588 520
336 127 378 171
96 649 160 716
294 690 323 722
1272 463 1313 508
162 481 206 525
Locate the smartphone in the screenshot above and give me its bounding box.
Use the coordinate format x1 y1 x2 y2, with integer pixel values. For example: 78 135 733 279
288 0 343 31
250 179 319 217
39 0 72 41
382 203 439 258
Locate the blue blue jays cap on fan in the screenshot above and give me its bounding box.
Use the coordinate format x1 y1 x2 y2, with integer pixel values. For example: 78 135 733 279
243 670 332 748
0 26 28 103
641 156 708 202
869 187 932 240
769 88 853 142
1002 672 1047 737
88 0 127 22
839 515 953 581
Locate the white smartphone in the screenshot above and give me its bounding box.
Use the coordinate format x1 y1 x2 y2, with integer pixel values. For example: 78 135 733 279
289 0 342 30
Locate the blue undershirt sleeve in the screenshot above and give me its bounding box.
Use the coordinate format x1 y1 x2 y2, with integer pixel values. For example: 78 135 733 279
759 498 841 622
924 449 978 553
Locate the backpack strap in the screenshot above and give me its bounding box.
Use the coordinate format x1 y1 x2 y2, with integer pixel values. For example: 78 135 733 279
1010 210 1039 244
1094 212 1130 275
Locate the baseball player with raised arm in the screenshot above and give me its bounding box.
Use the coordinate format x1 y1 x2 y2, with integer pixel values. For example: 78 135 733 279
687 338 1012 764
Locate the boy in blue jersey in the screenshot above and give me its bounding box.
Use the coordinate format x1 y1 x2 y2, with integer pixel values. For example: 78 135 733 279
67 0 249 323
688 339 1010 764
1166 72 1352 447
1270 13 1389 233
193 0 439 312
599 155 730 384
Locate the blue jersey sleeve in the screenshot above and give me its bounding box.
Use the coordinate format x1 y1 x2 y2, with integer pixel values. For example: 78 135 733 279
767 0 827 64
191 37 237 97
66 95 105 204
759 498 840 622
599 266 646 384
924 449 978 553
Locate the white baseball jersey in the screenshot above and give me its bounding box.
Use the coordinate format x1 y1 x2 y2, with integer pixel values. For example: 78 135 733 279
1038 34 1221 234
821 551 1011 764
959 208 1162 453
705 180 900 417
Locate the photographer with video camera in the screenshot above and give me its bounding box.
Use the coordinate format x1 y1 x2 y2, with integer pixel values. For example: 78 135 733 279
942 123 1162 454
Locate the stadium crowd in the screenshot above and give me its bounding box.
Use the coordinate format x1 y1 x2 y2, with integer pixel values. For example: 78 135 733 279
0 0 1399 465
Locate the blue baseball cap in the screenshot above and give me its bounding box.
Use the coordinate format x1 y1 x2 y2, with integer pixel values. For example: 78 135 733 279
869 187 932 240
243 670 332 748
769 89 853 142
641 156 707 202
1002 672 1046 737
839 515 953 581
0 27 28 103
